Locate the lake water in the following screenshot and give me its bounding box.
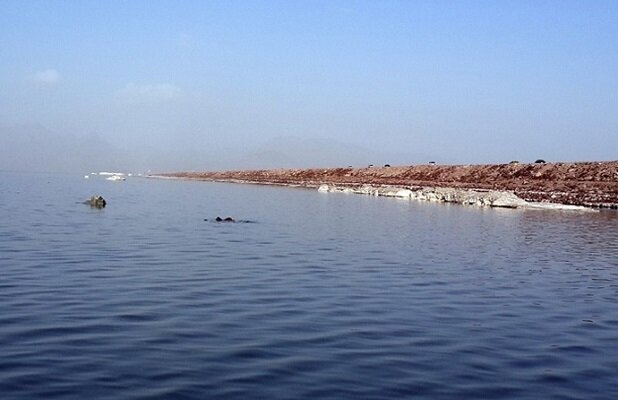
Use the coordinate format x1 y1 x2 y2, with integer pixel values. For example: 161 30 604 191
1 171 618 399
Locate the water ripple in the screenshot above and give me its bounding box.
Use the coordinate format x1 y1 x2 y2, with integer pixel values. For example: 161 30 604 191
1 172 618 399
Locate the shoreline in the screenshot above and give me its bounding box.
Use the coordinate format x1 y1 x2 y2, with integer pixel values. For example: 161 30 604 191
154 161 618 211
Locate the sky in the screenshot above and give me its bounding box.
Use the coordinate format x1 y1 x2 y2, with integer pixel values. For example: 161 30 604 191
1 0 617 172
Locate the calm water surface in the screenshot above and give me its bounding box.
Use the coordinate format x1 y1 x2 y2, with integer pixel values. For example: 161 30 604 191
1 171 618 399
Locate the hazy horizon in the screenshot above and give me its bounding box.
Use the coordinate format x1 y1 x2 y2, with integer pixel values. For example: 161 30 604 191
1 1 617 172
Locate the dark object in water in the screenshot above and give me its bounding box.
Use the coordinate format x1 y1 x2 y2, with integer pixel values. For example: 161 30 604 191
384 164 390 167
535 159 546 164
85 195 106 208
205 217 256 223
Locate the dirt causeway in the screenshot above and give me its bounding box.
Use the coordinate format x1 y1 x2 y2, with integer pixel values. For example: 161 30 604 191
160 161 618 209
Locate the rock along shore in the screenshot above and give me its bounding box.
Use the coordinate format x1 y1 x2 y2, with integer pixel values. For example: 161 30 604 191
155 161 618 210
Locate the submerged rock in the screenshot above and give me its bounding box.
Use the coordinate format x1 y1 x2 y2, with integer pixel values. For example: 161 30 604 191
85 195 106 208
204 217 257 223
209 216 236 222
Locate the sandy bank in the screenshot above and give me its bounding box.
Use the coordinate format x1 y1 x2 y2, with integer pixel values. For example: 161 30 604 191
156 161 618 210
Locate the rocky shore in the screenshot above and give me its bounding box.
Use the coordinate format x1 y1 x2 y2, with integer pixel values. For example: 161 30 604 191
157 161 618 210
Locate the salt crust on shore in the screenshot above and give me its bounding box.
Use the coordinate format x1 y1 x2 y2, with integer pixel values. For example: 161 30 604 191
149 175 596 212
317 184 596 212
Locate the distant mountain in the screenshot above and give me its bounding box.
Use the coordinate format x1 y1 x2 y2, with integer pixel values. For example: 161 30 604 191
0 124 132 173
143 136 430 173
0 124 432 174
235 136 427 169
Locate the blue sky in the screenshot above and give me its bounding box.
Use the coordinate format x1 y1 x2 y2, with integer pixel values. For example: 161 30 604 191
1 0 617 169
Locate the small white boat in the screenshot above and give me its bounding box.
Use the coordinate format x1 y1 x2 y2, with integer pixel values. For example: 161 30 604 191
106 175 126 181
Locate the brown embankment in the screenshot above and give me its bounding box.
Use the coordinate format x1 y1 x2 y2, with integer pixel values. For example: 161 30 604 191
158 161 618 209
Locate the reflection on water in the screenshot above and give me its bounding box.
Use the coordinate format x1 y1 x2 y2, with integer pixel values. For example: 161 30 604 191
1 171 617 399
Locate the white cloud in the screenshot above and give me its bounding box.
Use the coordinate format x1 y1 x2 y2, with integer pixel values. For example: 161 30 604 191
118 83 181 105
32 69 61 85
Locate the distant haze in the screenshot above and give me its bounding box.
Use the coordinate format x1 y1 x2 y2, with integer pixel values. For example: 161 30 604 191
1 1 617 173
0 124 429 173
